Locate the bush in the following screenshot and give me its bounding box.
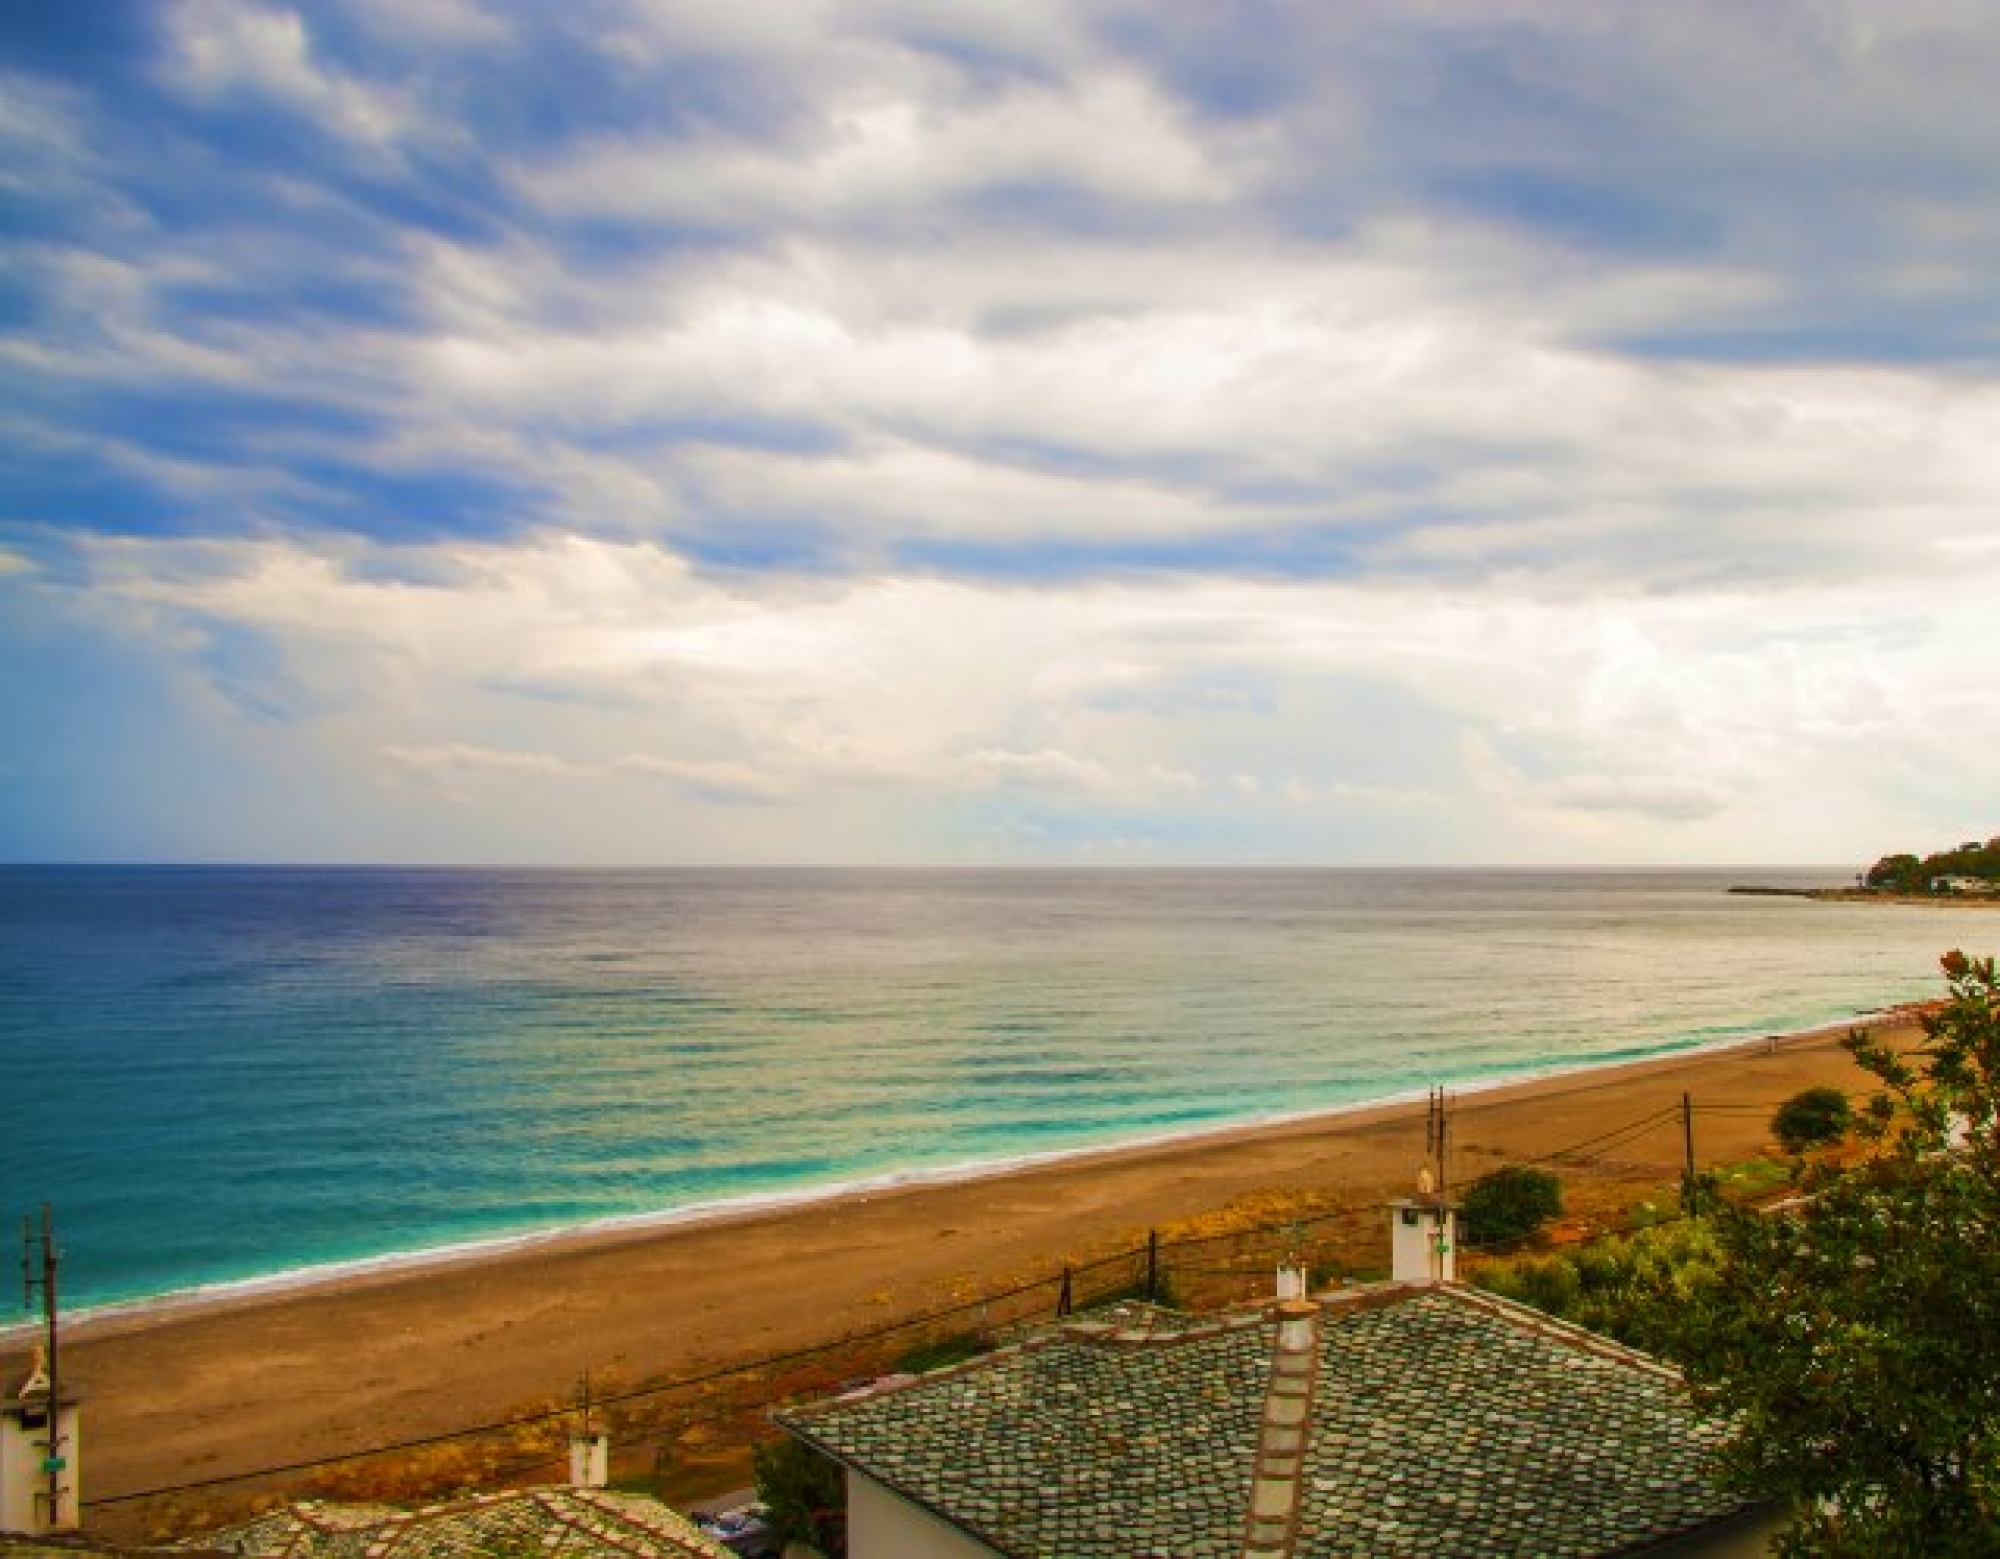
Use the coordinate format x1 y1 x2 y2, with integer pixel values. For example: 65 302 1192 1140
1474 1218 1723 1364
753 1435 846 1556
1462 1165 1563 1249
1771 1085 1852 1153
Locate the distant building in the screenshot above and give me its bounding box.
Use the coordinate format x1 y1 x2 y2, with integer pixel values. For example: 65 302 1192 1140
193 1486 734 1559
1931 875 1998 896
779 1204 1765 1558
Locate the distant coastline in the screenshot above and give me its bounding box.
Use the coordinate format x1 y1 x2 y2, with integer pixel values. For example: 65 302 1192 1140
1729 885 2000 906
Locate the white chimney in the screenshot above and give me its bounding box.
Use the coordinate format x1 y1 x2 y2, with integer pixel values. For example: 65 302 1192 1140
568 1431 609 1489
1 1350 80 1533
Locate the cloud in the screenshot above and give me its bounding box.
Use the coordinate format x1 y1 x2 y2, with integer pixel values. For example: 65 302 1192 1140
1540 775 1728 825
383 742 786 806
5 520 1989 862
609 754 789 806
160 0 423 148
387 741 583 779
6 2 2000 862
955 747 1197 799
553 64 1251 228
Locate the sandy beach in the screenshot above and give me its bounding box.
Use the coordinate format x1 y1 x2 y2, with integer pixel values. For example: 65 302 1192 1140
13 1014 1912 1538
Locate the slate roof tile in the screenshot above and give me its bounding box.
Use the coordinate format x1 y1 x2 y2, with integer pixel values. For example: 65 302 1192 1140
191 1487 731 1559
780 1285 1748 1559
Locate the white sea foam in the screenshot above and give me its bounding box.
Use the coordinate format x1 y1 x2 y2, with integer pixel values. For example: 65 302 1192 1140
5 1002 1903 1346
6 865 1975 1331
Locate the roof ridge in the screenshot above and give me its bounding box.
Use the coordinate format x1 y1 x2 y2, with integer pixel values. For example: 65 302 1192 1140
1239 1300 1321 1559
1440 1284 1684 1380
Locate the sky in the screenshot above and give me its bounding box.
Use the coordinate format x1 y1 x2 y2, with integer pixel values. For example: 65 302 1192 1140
2 1 1997 867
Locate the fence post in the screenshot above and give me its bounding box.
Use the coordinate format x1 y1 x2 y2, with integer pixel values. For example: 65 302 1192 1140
1145 1229 1160 1304
1056 1265 1073 1318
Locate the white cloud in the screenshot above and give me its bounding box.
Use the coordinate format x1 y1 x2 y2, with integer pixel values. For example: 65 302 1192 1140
13 0 2000 863
385 742 787 807
28 526 1997 862
511 61 1247 226
387 742 582 779
161 0 425 147
956 747 1198 799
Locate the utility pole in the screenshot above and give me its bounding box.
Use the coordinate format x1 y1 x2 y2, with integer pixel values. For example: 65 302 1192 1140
1680 1093 1698 1214
20 1205 65 1528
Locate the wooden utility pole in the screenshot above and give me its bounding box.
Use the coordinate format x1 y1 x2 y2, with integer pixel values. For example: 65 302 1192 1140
20 1205 65 1527
1680 1093 1698 1213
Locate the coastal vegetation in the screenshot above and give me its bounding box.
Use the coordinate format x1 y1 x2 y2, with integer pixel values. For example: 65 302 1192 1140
1864 834 2000 894
1477 951 2000 1555
1684 951 2000 1553
1769 1085 1853 1155
1472 1217 1723 1362
753 1435 846 1556
1460 1164 1564 1250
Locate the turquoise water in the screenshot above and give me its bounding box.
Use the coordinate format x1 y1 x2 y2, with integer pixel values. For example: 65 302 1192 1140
1 866 1991 1313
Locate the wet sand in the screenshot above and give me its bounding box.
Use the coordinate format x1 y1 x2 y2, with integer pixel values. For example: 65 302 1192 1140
9 1015 1910 1532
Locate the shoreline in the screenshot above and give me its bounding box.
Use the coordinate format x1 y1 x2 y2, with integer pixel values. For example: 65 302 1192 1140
9 1005 1922 1531
11 1002 1917 1347
1729 884 2000 905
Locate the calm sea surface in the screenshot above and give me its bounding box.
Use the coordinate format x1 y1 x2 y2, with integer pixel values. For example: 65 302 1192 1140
2 866 1994 1312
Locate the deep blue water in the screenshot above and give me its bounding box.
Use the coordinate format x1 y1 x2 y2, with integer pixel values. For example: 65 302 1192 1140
1 866 1992 1313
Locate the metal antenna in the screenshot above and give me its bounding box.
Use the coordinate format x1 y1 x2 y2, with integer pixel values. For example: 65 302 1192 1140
1423 1087 1452 1196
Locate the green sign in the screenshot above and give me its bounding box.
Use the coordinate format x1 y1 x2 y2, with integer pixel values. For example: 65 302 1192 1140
41 1455 65 1474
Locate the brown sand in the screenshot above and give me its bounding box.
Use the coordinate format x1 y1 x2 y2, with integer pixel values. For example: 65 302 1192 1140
8 1016 1911 1533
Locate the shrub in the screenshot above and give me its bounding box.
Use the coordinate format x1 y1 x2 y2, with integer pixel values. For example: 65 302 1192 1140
1771 1085 1852 1154
1462 1165 1563 1249
1474 1218 1723 1363
753 1435 846 1556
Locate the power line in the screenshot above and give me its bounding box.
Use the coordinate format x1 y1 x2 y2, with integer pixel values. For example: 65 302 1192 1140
82 1097 1726 1510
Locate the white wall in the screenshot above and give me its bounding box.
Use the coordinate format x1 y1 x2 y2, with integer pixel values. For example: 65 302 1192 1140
1389 1202 1458 1285
847 1471 1000 1559
0 1402 80 1533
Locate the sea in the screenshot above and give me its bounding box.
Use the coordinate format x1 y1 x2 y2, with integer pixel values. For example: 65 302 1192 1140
2 865 1994 1318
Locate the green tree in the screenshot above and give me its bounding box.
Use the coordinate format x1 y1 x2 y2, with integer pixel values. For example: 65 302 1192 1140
1683 951 2000 1556
1461 1164 1564 1249
753 1434 847 1556
1864 835 2000 894
1770 1085 1853 1155
1865 853 1924 892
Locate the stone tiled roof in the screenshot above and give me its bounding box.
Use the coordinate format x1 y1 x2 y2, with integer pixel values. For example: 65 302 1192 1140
191 1487 732 1559
778 1285 1749 1559
1 1541 223 1558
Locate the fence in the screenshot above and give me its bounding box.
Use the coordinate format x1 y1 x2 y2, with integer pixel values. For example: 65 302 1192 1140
79 1087 1846 1524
